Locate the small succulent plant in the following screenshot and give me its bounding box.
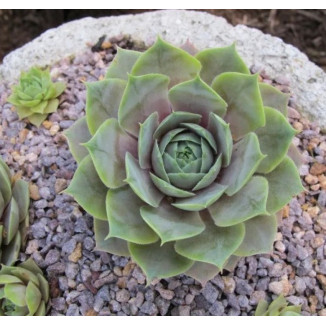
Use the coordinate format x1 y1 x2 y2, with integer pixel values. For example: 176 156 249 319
0 157 29 266
0 258 49 316
7 67 66 126
255 295 302 316
65 37 303 284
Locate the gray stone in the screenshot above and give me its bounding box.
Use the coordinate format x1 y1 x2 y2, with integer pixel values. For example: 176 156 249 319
179 305 191 316
1 10 325 130
209 301 224 316
140 301 158 315
62 238 77 254
66 304 80 316
155 296 170 316
116 289 130 303
235 279 254 295
65 262 79 279
202 282 218 303
44 249 60 266
51 297 66 312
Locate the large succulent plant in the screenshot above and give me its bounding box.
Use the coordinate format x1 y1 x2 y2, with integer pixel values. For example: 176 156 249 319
65 37 303 284
0 258 49 316
0 157 29 266
255 295 302 316
7 67 66 126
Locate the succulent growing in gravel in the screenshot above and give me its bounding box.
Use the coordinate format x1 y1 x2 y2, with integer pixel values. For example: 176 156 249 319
7 67 66 126
0 258 49 316
0 157 29 266
65 37 303 284
255 295 302 316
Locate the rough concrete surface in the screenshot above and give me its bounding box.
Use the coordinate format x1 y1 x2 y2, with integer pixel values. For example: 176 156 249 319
0 10 325 130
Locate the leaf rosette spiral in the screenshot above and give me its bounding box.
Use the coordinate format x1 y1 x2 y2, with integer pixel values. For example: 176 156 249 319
65 37 303 284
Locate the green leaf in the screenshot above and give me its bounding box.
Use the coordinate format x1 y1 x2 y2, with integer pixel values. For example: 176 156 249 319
86 79 127 135
196 43 250 85
12 179 29 222
175 211 245 269
1 232 21 266
256 107 296 174
27 113 48 127
84 118 137 189
65 155 108 220
131 36 201 87
2 198 20 245
25 281 41 315
0 160 12 206
34 300 46 316
4 284 26 307
43 98 59 114
129 241 194 284
118 74 171 137
141 201 205 244
64 117 92 164
255 300 269 316
106 186 159 245
14 106 33 119
209 176 269 227
199 138 214 173
168 173 205 190
125 153 164 207
150 173 194 198
138 112 159 169
162 153 183 174
158 128 186 153
259 83 289 117
223 255 241 272
193 155 222 191
168 75 227 126
184 262 220 286
18 258 43 275
29 100 48 114
105 47 142 80
207 113 232 167
36 274 49 303
234 214 277 256
266 295 288 316
287 144 304 169
212 72 265 140
154 112 201 140
220 132 265 196
180 123 217 154
151 140 169 182
172 182 227 211
53 82 66 98
0 274 23 284
93 218 130 256
265 156 304 214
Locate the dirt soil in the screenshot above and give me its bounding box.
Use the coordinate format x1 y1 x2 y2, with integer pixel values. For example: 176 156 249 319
0 9 325 71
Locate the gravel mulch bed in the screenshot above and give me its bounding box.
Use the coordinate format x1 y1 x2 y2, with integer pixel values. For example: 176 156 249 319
0 36 325 316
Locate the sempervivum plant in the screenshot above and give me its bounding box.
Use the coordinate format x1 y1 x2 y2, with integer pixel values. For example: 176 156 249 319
0 158 29 266
255 295 302 316
65 37 303 284
0 258 49 316
7 67 66 126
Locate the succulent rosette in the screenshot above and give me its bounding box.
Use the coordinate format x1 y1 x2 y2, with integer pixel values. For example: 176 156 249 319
0 258 49 316
0 158 29 266
65 37 303 284
255 295 301 316
7 67 66 126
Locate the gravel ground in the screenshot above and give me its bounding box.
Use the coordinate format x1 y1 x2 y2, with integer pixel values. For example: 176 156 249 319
0 36 325 316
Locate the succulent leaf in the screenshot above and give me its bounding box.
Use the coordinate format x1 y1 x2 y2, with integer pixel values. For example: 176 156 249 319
131 36 201 87
118 74 171 137
64 155 108 220
184 261 219 286
234 214 277 256
259 83 289 117
93 218 130 256
140 201 205 244
196 43 250 84
64 116 92 164
175 211 245 269
105 47 142 80
255 107 296 174
84 118 137 188
265 156 304 214
106 186 159 244
169 76 227 126
128 241 194 284
86 79 127 135
209 176 269 227
220 132 265 196
212 72 265 140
